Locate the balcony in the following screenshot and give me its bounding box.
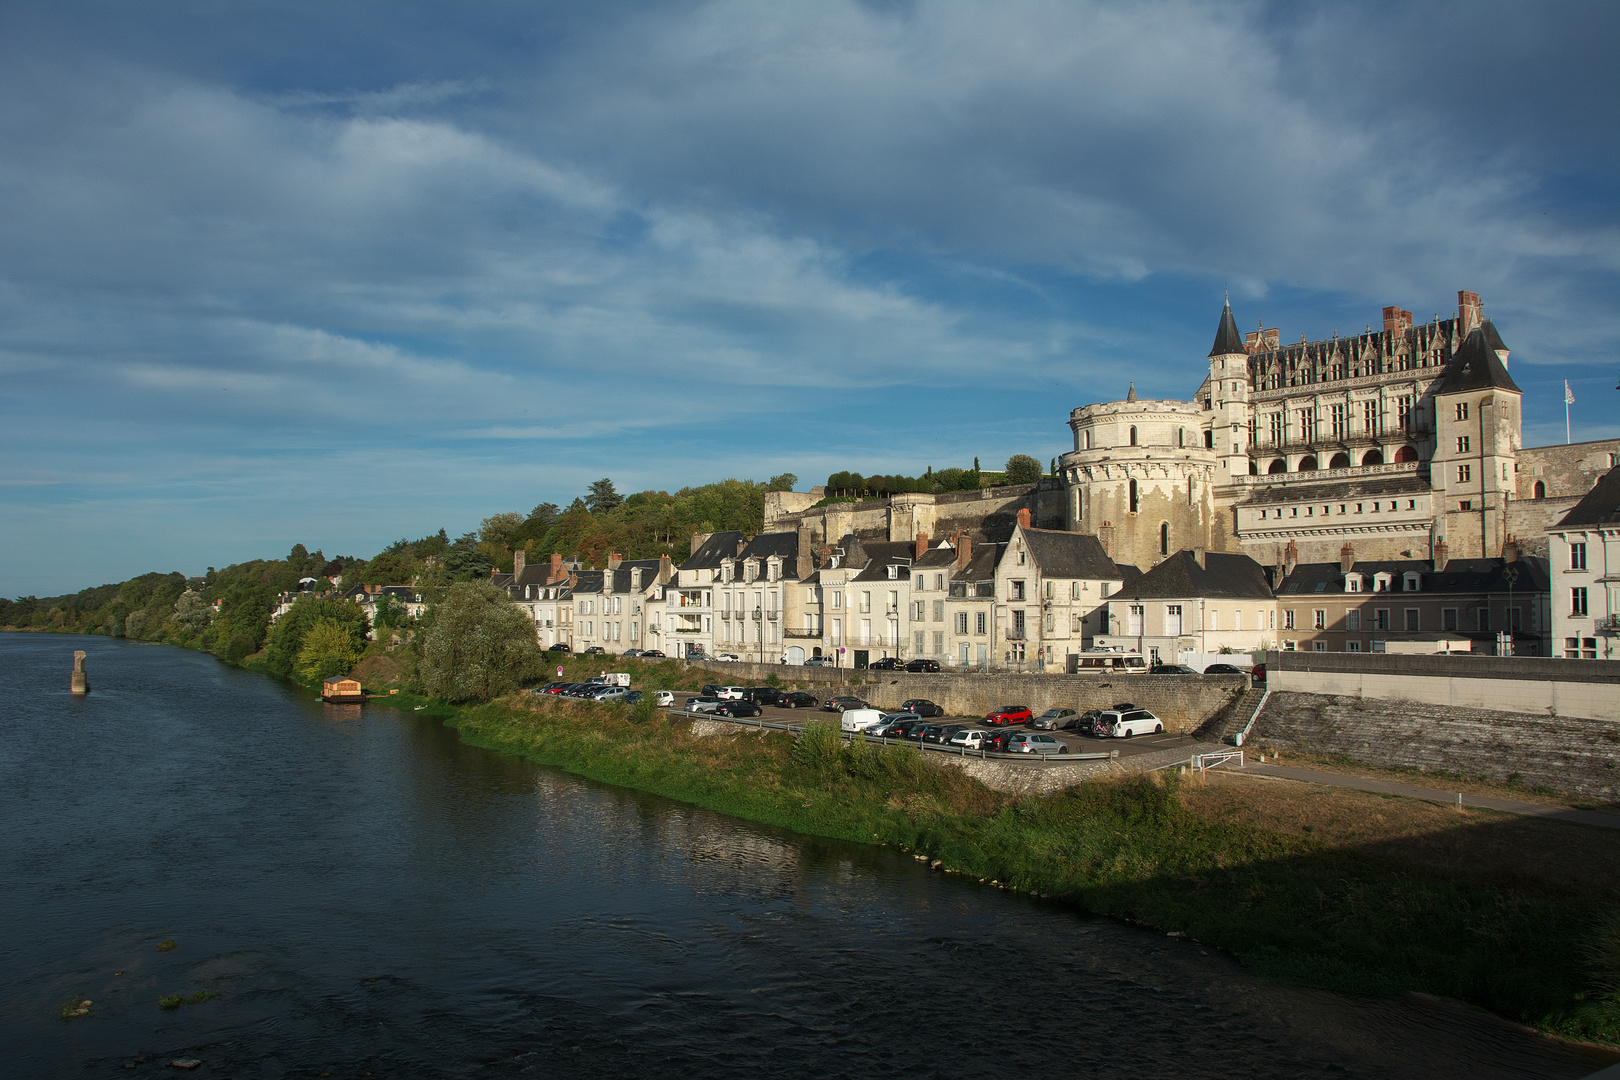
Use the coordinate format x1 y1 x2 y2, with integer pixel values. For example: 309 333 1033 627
1005 628 1026 640
766 610 778 620
784 628 822 638
751 609 763 621
1599 614 1620 634
720 610 731 620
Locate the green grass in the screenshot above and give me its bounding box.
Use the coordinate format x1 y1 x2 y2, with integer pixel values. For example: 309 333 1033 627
158 990 215 1010
419 693 1620 1048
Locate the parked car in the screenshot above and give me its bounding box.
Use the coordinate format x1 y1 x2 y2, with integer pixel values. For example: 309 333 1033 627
1074 709 1108 736
623 690 644 705
1030 707 1078 730
713 652 742 662
779 691 819 709
980 728 1019 752
744 687 784 707
1202 663 1244 675
1149 663 1198 675
715 686 746 700
641 650 666 658
715 700 763 718
533 681 570 695
900 698 944 717
1250 664 1267 685
925 723 968 745
947 728 993 751
683 696 723 713
822 695 869 712
983 705 1034 726
652 691 675 707
866 657 903 671
904 658 941 673
1099 708 1164 738
1005 732 1070 755
621 649 644 658
803 656 832 667
914 723 950 744
583 646 607 655
545 642 571 652
868 711 920 736
700 684 722 697
591 686 628 702
840 708 887 734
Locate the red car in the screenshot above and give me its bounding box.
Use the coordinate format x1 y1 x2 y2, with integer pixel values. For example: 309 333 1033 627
983 705 1033 726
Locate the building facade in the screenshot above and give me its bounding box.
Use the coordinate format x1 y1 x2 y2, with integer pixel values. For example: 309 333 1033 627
1549 465 1620 660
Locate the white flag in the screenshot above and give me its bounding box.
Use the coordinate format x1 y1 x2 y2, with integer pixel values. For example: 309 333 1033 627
1565 380 1576 405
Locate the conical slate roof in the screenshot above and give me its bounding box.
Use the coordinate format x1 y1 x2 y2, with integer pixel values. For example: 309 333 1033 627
1209 300 1245 357
1437 323 1520 395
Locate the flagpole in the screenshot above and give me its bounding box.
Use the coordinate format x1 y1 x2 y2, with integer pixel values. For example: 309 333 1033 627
1565 379 1574 445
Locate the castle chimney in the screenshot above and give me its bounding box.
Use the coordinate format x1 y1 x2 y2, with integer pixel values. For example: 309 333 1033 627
796 520 813 580
657 553 673 583
1339 543 1354 574
914 531 928 560
1382 307 1413 335
1284 539 1298 576
1193 547 1207 570
955 532 972 573
1433 540 1449 572
1016 508 1032 529
1457 291 1483 335
608 552 622 570
513 550 526 580
1503 538 1520 564
548 553 563 584
1097 521 1115 559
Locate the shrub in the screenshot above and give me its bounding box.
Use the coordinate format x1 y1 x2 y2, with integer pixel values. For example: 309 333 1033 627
418 581 545 703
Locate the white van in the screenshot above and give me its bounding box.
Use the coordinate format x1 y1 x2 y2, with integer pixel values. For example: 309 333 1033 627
601 672 632 687
840 708 886 734
1067 652 1148 675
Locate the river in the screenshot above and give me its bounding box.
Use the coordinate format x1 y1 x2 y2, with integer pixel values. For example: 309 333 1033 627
0 634 1611 1078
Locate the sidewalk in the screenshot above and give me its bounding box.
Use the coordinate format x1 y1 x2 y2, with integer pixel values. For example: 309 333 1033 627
1237 763 1620 831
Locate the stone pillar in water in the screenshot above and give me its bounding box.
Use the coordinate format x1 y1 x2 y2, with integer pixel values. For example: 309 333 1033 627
71 651 90 695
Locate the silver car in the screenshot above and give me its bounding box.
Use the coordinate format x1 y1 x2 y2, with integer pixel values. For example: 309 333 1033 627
683 696 723 714
1004 732 1071 755
1030 708 1079 731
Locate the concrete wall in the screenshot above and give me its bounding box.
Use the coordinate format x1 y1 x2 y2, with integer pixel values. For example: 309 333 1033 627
1270 651 1620 721
1251 690 1620 798
683 660 1245 732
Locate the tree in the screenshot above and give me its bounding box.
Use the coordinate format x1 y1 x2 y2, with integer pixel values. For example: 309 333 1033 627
296 618 363 680
265 596 370 678
767 473 798 492
418 581 545 703
479 512 526 551
173 591 213 636
587 478 622 514
1004 454 1042 485
442 532 493 581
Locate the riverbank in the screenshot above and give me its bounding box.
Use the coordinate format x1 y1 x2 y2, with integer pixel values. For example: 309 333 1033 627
368 686 1620 1051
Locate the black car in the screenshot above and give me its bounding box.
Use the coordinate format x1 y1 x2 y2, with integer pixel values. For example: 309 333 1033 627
900 698 944 717
545 642 571 652
780 691 819 709
641 649 666 658
823 695 869 712
1203 663 1244 675
904 659 941 673
867 657 903 671
925 723 968 745
715 701 763 718
1149 663 1197 675
744 687 784 706
980 728 1019 752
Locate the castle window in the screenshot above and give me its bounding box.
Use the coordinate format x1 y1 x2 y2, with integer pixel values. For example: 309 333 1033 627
1457 465 1471 483
1455 402 1469 421
1159 523 1170 555
1129 479 1139 513
1129 426 1138 446
1177 427 1184 448
1205 430 1214 449
1533 481 1545 499
1456 436 1470 453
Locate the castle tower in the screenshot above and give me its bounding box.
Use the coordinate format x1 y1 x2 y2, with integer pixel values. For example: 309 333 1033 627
1431 317 1521 558
1204 298 1254 482
1060 390 1223 572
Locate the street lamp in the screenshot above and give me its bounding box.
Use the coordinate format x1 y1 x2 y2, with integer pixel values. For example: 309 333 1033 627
1134 595 1144 661
1501 564 1519 656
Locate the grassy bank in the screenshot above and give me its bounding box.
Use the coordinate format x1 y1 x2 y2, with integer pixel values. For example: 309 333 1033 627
393 688 1620 1048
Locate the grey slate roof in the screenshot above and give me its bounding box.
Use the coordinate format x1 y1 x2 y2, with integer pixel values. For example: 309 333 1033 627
1123 550 1274 601
1209 300 1246 357
852 541 916 582
1277 557 1547 596
1555 464 1620 529
1020 528 1125 580
570 570 604 594
1436 323 1521 395
682 531 746 570
738 531 800 565
952 543 1004 583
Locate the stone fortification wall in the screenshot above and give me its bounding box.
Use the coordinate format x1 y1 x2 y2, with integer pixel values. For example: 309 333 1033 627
681 661 1244 732
1250 691 1620 799
1270 652 1620 722
1508 440 1620 557
764 481 1066 547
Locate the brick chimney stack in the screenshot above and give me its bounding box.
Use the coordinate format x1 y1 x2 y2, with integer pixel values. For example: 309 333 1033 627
1193 547 1207 570
1434 540 1449 572
513 550 526 580
690 532 709 555
1382 306 1413 335
1504 538 1520 563
1016 507 1032 529
1457 291 1483 335
1339 543 1355 574
954 531 972 573
608 553 622 570
548 553 563 584
1097 521 1115 559
914 531 928 560
1284 539 1298 577
657 554 673 584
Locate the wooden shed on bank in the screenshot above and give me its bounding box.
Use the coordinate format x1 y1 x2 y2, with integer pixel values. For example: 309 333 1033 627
321 675 364 703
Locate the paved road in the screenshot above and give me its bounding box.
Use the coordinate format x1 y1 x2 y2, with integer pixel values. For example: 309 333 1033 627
1238 763 1620 831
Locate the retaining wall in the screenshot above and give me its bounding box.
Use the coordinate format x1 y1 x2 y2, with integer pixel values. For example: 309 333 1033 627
1270 652 1620 722
1249 690 1620 799
675 660 1245 733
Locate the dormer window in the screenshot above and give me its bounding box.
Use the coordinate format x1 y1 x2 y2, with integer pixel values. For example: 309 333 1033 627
1373 573 1392 592
1403 572 1422 592
887 564 898 579
1345 574 1363 593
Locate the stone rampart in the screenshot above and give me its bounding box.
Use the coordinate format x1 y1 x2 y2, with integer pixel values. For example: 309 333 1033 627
1249 691 1620 799
1270 652 1620 722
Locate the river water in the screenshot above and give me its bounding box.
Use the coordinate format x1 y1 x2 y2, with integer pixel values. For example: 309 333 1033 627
0 634 1611 1079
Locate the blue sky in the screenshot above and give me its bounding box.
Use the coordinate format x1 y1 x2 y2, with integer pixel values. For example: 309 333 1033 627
3 1 1617 596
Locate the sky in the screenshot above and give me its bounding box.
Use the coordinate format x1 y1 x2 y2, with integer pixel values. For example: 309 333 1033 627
3 1 1618 597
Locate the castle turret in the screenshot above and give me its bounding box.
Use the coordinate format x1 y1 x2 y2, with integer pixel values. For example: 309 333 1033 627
1205 298 1253 482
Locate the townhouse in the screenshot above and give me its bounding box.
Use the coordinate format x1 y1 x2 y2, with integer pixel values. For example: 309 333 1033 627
995 511 1134 670
1547 464 1620 660
1095 549 1277 664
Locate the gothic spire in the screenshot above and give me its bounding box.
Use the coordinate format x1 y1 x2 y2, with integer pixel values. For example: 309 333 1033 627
1209 298 1245 357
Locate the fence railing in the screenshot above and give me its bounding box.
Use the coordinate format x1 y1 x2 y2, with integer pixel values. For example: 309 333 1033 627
1232 688 1271 746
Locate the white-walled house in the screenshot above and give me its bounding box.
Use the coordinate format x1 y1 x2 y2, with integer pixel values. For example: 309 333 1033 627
1549 465 1620 660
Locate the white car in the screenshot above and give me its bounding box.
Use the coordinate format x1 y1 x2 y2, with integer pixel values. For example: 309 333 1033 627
715 686 746 700
652 691 675 708
947 728 993 751
1099 708 1164 738
713 653 742 662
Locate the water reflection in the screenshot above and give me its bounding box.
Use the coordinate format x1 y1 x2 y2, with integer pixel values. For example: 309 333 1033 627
0 634 1610 1080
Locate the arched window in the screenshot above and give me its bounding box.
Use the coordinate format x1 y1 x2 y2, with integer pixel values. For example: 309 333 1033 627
1128 479 1139 513
1297 455 1318 472
1084 429 1093 450
1328 452 1350 469
1159 522 1170 555
1267 459 1287 474
1249 461 1259 475
1129 426 1138 447
1395 445 1418 463
1533 481 1545 499
1362 448 1384 466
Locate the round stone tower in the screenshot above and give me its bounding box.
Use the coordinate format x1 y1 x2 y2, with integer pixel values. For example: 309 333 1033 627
1060 384 1223 571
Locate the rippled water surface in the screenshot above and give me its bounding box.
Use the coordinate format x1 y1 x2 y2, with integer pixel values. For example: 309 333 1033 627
0 634 1611 1078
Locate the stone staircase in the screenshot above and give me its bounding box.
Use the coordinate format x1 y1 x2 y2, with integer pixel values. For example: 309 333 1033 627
1197 687 1266 744
1248 691 1620 800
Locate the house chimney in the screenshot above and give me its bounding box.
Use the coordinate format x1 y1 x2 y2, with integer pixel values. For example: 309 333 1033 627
1457 291 1483 335
513 550 526 580
1382 306 1413 335
1193 547 1207 569
1339 543 1354 575
915 531 928 561
608 552 622 570
690 532 709 555
955 532 972 573
736 538 747 557
1097 521 1115 559
1016 508 1032 529
796 521 813 580
1503 537 1520 563
1433 540 1449 573
1284 539 1298 576
657 553 673 584
548 553 563 584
